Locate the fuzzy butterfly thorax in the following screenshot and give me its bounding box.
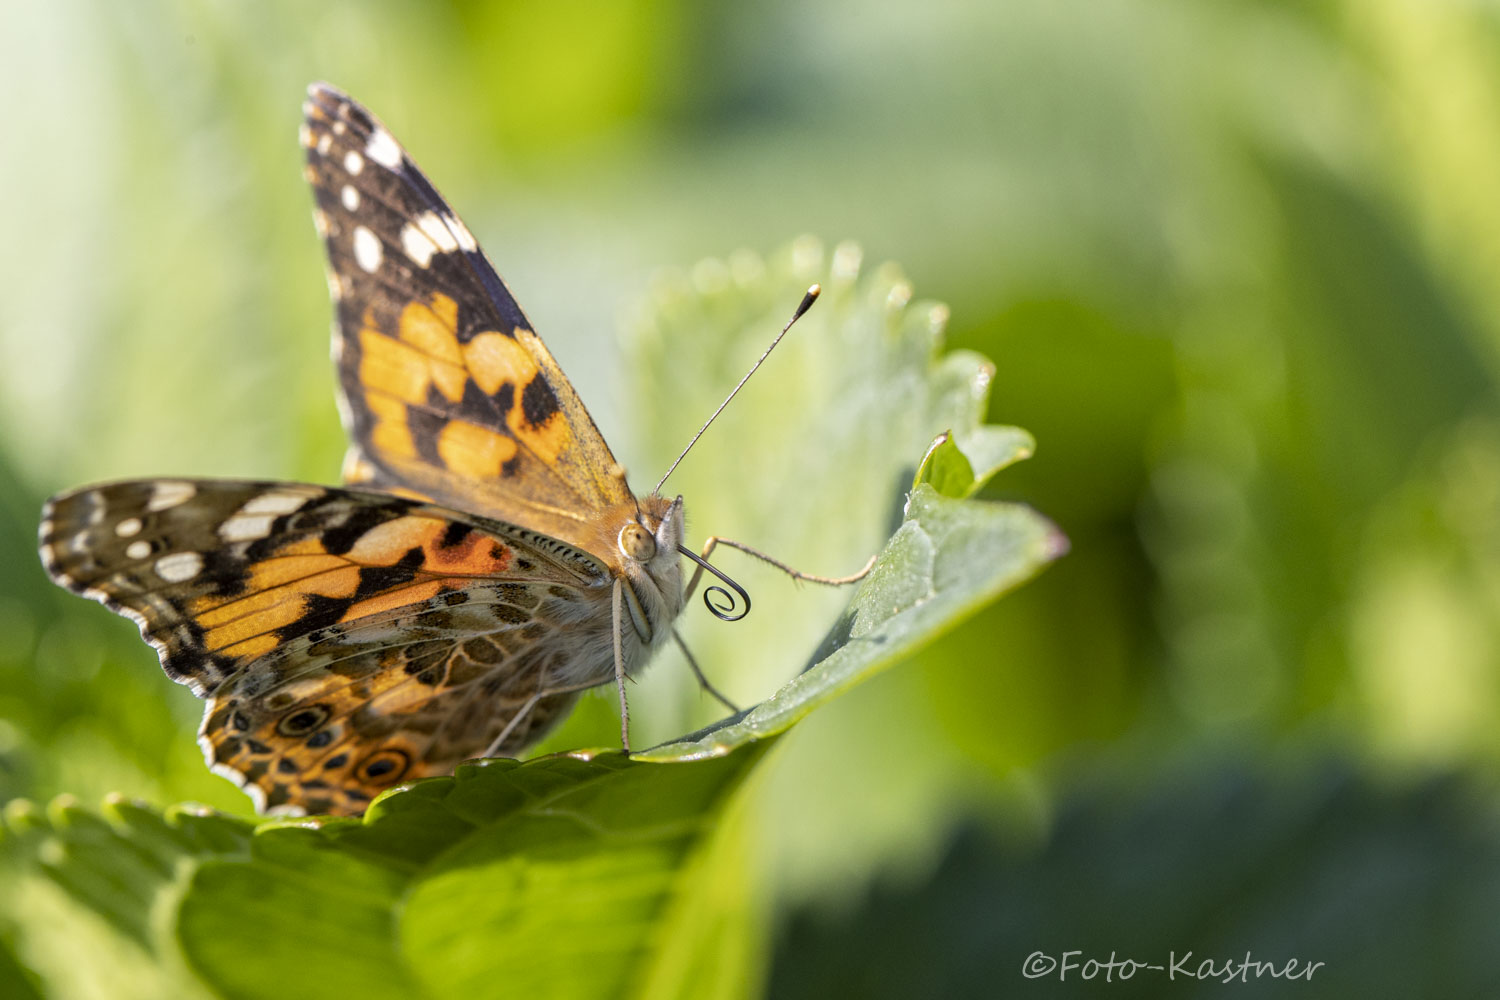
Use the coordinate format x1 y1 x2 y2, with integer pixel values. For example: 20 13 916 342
37 84 699 816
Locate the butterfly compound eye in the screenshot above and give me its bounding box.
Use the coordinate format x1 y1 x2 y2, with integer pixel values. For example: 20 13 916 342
618 522 657 562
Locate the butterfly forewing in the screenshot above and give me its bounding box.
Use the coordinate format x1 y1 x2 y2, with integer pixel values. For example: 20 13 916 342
40 479 615 814
301 83 633 542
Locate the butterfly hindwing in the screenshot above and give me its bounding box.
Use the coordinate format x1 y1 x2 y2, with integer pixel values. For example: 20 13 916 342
40 479 617 813
194 601 592 816
301 82 632 541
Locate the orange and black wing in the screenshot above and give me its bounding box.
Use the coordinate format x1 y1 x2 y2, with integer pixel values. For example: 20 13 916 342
301 82 633 541
40 479 613 814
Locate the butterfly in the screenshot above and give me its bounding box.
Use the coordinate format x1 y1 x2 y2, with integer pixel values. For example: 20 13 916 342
38 82 827 817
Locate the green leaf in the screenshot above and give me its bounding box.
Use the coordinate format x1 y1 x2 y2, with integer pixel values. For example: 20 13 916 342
914 432 976 498
0 795 252 950
641 484 1062 759
913 426 1033 499
0 928 44 1000
954 425 1037 493
5 749 763 1000
5 239 1058 999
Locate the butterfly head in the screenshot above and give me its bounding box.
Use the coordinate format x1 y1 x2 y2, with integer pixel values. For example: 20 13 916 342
616 493 686 641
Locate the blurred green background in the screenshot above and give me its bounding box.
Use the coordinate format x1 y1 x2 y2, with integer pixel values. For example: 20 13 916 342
4 0 1500 995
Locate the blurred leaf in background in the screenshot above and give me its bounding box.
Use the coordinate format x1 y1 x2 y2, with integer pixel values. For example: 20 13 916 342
4 0 1500 996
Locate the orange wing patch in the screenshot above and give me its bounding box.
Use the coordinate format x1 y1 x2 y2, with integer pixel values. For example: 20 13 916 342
355 295 468 418
345 281 599 535
395 294 468 400
436 420 517 481
304 80 634 535
364 391 419 460
462 328 532 395
187 514 518 661
504 327 574 467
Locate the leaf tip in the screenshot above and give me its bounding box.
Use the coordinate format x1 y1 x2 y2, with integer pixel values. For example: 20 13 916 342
46 794 88 828
2 797 45 838
1044 526 1071 561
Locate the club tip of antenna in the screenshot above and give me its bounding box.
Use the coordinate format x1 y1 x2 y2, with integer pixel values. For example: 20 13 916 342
793 284 821 321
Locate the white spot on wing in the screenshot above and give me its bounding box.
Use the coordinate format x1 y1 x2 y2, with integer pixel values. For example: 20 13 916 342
126 540 151 561
365 127 402 169
344 150 364 175
155 551 203 583
37 531 55 573
316 133 332 156
352 226 382 273
217 490 310 542
298 123 313 148
334 385 359 444
401 212 463 268
219 514 277 541
341 184 360 211
80 585 112 605
342 452 377 484
421 212 459 250
312 210 330 237
115 517 142 538
84 492 106 525
147 481 196 512
241 492 310 516
401 224 435 268
445 213 478 252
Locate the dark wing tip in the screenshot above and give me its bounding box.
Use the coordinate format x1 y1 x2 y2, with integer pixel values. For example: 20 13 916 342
303 82 381 141
307 80 345 100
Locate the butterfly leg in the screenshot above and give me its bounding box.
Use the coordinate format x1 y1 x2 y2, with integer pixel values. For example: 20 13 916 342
682 537 878 604
672 628 740 713
613 577 631 753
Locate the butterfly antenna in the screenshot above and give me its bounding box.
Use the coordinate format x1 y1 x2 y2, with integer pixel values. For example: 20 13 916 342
652 284 821 495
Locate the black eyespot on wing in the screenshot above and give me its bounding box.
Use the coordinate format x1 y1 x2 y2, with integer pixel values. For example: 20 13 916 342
278 704 331 737
358 748 410 783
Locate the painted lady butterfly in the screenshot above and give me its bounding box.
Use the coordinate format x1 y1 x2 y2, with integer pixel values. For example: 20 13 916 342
38 83 843 817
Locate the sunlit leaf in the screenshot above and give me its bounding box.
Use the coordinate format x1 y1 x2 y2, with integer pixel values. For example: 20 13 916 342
1 238 1057 999
642 485 1062 759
